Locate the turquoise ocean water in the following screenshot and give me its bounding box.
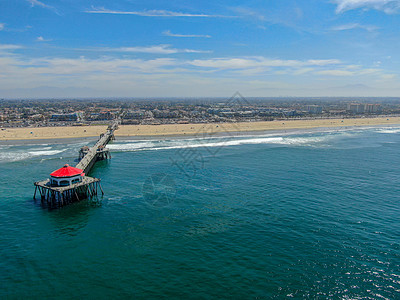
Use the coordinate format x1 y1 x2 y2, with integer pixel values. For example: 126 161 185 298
0 126 399 299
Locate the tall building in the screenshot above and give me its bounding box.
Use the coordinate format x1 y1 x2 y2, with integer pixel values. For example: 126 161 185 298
347 103 381 113
347 103 364 113
364 104 382 113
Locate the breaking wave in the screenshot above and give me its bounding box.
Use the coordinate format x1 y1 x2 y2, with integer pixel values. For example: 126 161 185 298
27 149 65 156
376 127 400 134
107 134 336 152
0 148 67 163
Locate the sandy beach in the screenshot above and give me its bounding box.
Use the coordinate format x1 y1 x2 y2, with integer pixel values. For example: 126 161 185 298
1 117 400 141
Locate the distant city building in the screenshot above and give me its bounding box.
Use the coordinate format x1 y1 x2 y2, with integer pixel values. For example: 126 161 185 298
306 105 323 114
50 112 82 122
124 110 146 119
218 110 235 117
29 114 44 121
347 103 381 113
258 108 277 116
364 104 382 113
238 110 255 117
153 109 180 118
87 111 115 121
282 110 298 117
98 111 115 120
347 103 364 113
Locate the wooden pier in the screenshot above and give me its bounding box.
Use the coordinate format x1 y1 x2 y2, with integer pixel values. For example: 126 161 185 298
34 121 118 207
76 123 116 174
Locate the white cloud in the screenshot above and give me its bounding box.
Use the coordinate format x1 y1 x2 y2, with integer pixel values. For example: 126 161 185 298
331 23 378 31
85 7 233 18
0 52 179 81
345 64 363 69
189 57 341 69
293 68 315 75
358 68 381 74
306 59 343 66
117 45 211 54
27 0 59 14
315 68 382 76
380 74 396 79
316 70 355 76
334 0 400 14
163 30 211 38
0 23 34 33
231 7 266 21
230 6 309 33
36 36 52 42
27 0 46 8
0 44 23 51
92 45 211 54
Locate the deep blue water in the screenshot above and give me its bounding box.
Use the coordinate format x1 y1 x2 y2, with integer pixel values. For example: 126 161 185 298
0 126 399 299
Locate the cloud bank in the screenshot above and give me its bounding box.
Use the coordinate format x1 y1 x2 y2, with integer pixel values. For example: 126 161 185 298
85 7 233 18
163 30 211 38
331 23 378 31
334 0 400 14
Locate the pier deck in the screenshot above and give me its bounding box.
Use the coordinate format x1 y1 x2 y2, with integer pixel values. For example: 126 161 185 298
76 122 117 174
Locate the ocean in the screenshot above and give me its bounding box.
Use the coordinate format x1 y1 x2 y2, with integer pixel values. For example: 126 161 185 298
0 126 399 299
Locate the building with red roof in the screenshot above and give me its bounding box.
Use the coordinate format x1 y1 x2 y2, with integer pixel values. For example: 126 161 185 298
50 164 84 187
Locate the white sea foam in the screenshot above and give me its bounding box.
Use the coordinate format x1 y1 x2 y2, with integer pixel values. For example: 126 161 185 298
108 142 157 151
376 127 400 134
0 152 31 162
28 146 53 151
108 134 334 152
27 149 65 156
0 148 67 163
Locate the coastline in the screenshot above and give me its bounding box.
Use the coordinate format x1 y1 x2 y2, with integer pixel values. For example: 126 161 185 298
1 117 400 141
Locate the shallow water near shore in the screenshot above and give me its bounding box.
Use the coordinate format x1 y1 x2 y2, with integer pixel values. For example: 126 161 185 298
1 126 400 298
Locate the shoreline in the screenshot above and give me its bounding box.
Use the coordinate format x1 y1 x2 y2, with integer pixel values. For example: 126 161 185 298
1 117 400 142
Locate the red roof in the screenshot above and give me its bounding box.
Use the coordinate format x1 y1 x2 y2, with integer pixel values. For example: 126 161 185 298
50 164 83 178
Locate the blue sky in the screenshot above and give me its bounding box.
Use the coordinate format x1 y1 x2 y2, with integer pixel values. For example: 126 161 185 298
1 0 400 98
